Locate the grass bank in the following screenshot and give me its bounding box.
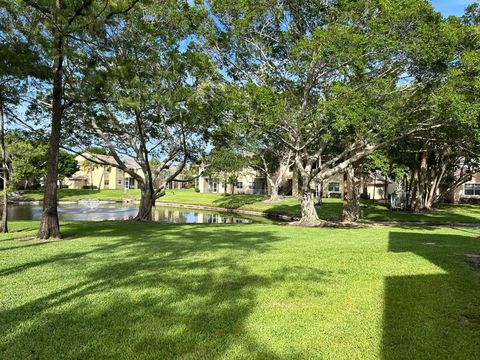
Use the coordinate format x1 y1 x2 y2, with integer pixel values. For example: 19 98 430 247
1 221 479 359
19 188 480 223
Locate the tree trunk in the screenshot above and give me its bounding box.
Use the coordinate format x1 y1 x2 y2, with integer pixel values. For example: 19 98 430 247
37 13 63 240
418 143 429 209
0 99 7 233
297 181 323 226
292 163 299 197
98 168 105 191
134 189 154 222
410 168 420 211
342 165 359 223
384 175 388 201
267 177 281 202
372 172 376 202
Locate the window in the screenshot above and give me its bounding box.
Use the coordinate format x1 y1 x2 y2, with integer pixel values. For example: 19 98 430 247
118 180 122 185
236 182 243 189
209 180 218 193
464 183 480 196
104 180 109 186
328 182 340 193
248 181 255 190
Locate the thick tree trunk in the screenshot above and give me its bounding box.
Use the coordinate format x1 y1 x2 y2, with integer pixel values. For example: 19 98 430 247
292 164 299 197
267 177 281 202
270 183 280 201
0 99 7 233
342 165 359 223
37 17 63 240
297 181 323 226
134 189 154 222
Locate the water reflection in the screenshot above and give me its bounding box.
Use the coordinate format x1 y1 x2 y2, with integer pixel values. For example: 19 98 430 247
8 204 255 224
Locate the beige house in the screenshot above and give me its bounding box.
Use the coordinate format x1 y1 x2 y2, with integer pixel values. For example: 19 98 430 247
445 172 480 204
198 167 268 195
66 154 190 190
198 164 398 199
65 154 143 190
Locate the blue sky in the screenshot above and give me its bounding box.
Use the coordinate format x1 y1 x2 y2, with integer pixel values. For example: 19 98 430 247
431 0 475 16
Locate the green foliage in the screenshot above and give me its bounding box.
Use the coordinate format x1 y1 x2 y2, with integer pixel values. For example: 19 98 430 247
6 135 78 186
7 135 49 185
58 152 79 181
207 0 460 192
205 148 248 187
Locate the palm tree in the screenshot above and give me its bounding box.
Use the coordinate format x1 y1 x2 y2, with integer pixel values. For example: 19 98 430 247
82 159 97 190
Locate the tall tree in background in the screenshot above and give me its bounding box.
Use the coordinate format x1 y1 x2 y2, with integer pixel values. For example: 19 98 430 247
207 0 456 225
67 1 219 221
0 9 49 233
1 0 140 238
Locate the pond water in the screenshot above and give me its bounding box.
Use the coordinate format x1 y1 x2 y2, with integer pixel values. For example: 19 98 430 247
8 203 261 224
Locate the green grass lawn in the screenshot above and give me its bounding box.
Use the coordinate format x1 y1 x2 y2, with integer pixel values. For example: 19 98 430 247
19 188 480 223
1 221 479 359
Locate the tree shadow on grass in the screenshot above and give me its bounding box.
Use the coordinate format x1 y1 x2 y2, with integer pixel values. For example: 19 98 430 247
382 231 480 359
0 222 329 359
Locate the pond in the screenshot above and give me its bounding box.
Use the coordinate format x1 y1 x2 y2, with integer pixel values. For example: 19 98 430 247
8 203 264 224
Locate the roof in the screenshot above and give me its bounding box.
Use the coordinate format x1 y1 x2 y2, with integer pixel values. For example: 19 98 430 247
79 153 141 169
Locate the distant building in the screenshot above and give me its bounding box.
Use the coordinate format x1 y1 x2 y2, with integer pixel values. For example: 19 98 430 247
197 167 268 195
65 154 187 190
197 163 398 199
445 172 480 204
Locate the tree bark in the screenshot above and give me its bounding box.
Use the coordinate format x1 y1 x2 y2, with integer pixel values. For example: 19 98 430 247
410 168 420 212
268 178 281 202
418 143 429 208
0 99 7 233
342 165 359 223
372 172 376 202
292 163 299 197
297 180 323 226
134 186 154 222
37 7 63 239
384 174 388 201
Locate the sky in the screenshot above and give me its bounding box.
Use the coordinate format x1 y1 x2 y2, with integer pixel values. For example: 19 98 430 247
431 0 475 16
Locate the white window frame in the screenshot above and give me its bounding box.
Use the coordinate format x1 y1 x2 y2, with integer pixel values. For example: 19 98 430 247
328 182 340 193
464 183 480 196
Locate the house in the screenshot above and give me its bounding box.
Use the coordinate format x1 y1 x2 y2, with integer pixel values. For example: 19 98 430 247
65 154 143 190
445 172 480 204
198 163 398 200
65 154 187 190
197 167 267 195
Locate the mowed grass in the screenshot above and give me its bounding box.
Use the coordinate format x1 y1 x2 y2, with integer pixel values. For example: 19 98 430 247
1 221 479 359
20 188 480 223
